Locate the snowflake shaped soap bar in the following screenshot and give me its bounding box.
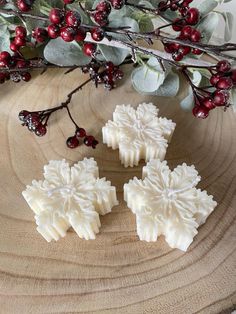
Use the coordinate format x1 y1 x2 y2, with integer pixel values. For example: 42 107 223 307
22 158 118 242
124 159 217 251
102 103 176 167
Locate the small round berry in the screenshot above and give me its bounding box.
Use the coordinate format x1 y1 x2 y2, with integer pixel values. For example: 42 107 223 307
92 139 99 149
21 72 31 82
18 110 30 122
91 27 105 41
0 51 11 62
110 0 124 9
93 10 109 27
170 3 178 11
60 26 76 42
191 29 201 42
75 27 87 42
216 60 231 73
180 25 192 39
16 60 28 68
15 26 27 39
66 136 80 148
210 74 220 86
192 105 209 119
84 135 95 146
65 10 81 27
83 43 97 57
203 97 215 110
216 77 233 90
35 123 47 136
49 8 64 25
32 28 48 42
192 48 202 55
96 1 112 13
47 24 60 39
172 18 186 31
185 8 200 25
179 45 191 55
14 36 26 47
17 0 32 12
75 127 86 138
10 42 19 52
172 50 184 61
213 90 229 106
105 61 115 72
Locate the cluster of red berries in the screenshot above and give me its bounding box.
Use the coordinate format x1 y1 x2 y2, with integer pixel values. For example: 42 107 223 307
159 0 202 61
192 60 236 118
67 127 98 149
0 50 31 84
18 110 47 136
10 25 28 52
16 0 35 12
82 61 124 90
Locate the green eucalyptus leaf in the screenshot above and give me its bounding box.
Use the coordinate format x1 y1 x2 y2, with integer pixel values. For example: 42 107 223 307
98 17 139 65
180 89 195 111
44 38 91 66
192 0 218 16
197 12 220 43
221 12 234 42
0 25 10 52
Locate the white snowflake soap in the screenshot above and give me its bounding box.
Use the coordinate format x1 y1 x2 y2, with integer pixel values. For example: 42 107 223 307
124 159 217 251
102 103 176 167
22 158 118 242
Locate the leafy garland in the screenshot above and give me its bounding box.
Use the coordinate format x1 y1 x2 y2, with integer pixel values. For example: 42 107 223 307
0 0 236 149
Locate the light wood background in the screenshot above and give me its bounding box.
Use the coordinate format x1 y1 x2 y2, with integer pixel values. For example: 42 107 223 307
0 66 235 314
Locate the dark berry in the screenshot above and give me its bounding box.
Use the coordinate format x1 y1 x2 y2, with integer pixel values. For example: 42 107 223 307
48 24 60 39
91 27 105 41
15 26 27 38
65 10 81 27
216 77 233 90
185 8 200 25
21 72 31 82
84 135 95 146
179 45 191 55
192 48 202 55
180 25 192 39
75 127 86 138
32 28 48 43
10 42 19 52
35 123 47 136
110 0 124 9
49 8 64 25
18 110 30 122
75 27 87 42
66 136 80 148
60 27 76 42
172 18 186 31
93 11 109 27
83 43 97 57
96 1 111 13
191 29 201 42
92 139 99 149
17 0 32 12
172 50 184 61
210 74 220 87
203 98 215 110
192 105 209 118
105 61 115 72
158 1 167 11
216 60 231 73
213 90 229 106
14 36 26 47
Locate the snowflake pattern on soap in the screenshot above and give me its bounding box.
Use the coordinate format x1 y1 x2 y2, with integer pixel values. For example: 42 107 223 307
124 159 217 251
102 103 176 167
22 158 118 242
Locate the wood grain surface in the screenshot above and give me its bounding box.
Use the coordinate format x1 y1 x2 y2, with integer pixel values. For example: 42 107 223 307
0 67 235 314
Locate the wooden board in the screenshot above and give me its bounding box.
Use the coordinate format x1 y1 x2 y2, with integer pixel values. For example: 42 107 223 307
0 67 235 314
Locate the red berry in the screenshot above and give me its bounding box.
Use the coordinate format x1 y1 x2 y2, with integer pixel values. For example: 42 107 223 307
170 3 178 11
191 29 201 42
35 123 47 136
49 8 64 25
192 105 209 119
84 135 95 146
21 72 31 82
75 27 87 42
0 51 11 62
17 0 32 12
66 136 80 148
179 45 191 55
48 24 60 39
213 90 229 106
172 18 186 31
32 28 48 42
203 98 215 110
16 60 28 68
185 8 200 25
210 74 220 87
216 77 233 90
60 27 76 42
91 27 105 41
172 50 184 61
15 26 27 38
105 61 115 72
216 60 231 73
192 48 202 55
65 10 81 27
76 128 86 138
96 1 111 13
18 110 30 122
10 42 19 52
14 36 26 47
93 11 108 27
83 43 97 57
110 0 124 9
92 139 99 149
180 25 192 39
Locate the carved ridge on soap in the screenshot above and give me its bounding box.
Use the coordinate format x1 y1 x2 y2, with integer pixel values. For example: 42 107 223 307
124 159 217 251
22 158 118 242
102 103 176 167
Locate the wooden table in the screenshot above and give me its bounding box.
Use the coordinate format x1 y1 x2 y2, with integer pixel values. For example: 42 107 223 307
0 68 235 313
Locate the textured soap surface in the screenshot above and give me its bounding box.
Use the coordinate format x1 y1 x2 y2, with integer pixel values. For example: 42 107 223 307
22 158 118 242
124 159 217 251
102 103 176 167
